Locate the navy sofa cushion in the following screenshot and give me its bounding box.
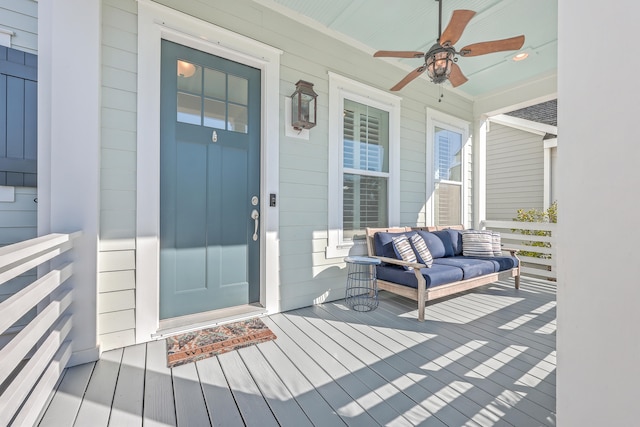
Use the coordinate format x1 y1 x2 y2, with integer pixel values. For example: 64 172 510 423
432 230 455 257
433 257 497 280
374 231 418 259
376 264 464 289
415 230 447 259
442 229 464 256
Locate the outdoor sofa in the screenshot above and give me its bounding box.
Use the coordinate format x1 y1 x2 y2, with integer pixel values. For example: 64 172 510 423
365 226 520 321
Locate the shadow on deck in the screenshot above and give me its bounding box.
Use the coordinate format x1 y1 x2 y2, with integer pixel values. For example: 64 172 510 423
38 277 556 426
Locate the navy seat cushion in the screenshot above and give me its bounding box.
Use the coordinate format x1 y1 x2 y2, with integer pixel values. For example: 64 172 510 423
373 231 417 259
415 231 447 259
463 255 519 271
376 264 464 289
433 257 497 280
434 255 519 279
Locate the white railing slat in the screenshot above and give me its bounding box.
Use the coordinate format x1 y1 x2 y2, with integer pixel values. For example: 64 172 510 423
518 255 555 267
0 231 81 265
10 341 73 427
504 243 554 255
0 289 73 386
481 219 556 232
0 263 73 334
0 315 72 426
0 240 74 288
498 231 554 243
521 266 557 279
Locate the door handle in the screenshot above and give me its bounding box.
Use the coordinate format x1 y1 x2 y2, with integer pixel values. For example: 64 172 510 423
251 209 259 241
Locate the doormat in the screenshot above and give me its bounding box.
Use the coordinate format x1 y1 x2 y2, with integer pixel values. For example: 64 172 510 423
166 317 276 368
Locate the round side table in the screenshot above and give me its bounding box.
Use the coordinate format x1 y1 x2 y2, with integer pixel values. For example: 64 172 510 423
344 256 382 312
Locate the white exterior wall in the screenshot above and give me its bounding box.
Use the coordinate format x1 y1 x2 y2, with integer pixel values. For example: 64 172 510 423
486 122 544 220
99 0 474 349
98 0 138 351
558 1 640 425
0 0 37 54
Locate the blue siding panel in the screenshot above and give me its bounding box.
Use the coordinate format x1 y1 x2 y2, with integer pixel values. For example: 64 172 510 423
0 46 37 187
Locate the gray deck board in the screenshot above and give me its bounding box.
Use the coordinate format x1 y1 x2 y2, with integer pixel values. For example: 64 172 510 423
172 361 211 426
196 355 245 426
74 347 123 427
108 343 145 427
238 344 314 427
39 277 556 426
143 339 177 427
38 362 94 426
218 348 280 427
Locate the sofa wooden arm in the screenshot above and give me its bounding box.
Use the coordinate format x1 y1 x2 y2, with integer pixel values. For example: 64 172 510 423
372 256 426 270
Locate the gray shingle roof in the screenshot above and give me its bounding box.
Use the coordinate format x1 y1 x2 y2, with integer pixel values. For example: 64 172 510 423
505 99 557 127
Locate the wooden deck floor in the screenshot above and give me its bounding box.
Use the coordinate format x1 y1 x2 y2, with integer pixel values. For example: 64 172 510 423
38 278 556 426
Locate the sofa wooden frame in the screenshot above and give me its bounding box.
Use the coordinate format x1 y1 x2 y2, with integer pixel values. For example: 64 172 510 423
365 225 521 321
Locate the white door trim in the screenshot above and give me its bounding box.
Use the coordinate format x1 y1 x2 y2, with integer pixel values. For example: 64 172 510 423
136 0 282 343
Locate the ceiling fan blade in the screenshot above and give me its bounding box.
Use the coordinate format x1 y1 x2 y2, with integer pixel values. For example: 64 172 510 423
374 50 425 58
459 35 525 57
439 10 476 47
448 63 468 88
390 65 427 91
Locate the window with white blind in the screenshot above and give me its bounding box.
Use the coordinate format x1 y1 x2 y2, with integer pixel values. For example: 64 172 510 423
427 109 470 227
327 73 400 258
342 99 389 240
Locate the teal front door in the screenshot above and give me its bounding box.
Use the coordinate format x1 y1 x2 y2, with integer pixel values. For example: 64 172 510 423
159 40 261 320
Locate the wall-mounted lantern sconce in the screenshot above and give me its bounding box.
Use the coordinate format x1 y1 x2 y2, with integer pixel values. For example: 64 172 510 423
291 80 318 130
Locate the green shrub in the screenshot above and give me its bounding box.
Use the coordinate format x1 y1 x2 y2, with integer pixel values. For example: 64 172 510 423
512 201 557 258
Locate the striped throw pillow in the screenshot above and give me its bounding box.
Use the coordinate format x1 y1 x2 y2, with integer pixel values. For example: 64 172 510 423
492 231 502 256
462 230 495 257
410 234 433 268
391 234 417 270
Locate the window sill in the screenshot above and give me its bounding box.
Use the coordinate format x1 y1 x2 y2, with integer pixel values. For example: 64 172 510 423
325 238 368 259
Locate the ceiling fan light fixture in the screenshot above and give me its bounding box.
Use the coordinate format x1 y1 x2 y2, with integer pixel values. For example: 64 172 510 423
426 47 455 84
512 52 529 61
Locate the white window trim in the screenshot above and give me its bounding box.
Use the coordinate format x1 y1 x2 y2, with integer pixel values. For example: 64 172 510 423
426 108 471 227
326 72 401 259
136 0 282 342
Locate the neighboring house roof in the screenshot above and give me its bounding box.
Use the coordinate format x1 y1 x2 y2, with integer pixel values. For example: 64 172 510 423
505 99 557 127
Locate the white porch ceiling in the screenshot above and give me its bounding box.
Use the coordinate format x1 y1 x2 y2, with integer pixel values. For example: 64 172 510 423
256 0 557 99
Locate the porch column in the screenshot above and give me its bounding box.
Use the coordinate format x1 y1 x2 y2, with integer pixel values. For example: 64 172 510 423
472 116 488 229
38 0 101 365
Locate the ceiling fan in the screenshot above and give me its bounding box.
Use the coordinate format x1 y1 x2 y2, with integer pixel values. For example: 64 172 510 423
374 0 525 91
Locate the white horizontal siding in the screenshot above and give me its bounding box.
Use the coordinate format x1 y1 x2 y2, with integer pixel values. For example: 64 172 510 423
0 0 37 54
99 0 138 351
486 123 544 221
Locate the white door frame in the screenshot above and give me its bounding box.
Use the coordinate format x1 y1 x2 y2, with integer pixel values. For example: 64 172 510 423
136 0 282 342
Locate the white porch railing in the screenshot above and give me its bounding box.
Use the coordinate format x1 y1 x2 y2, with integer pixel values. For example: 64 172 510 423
481 220 557 282
0 232 81 426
